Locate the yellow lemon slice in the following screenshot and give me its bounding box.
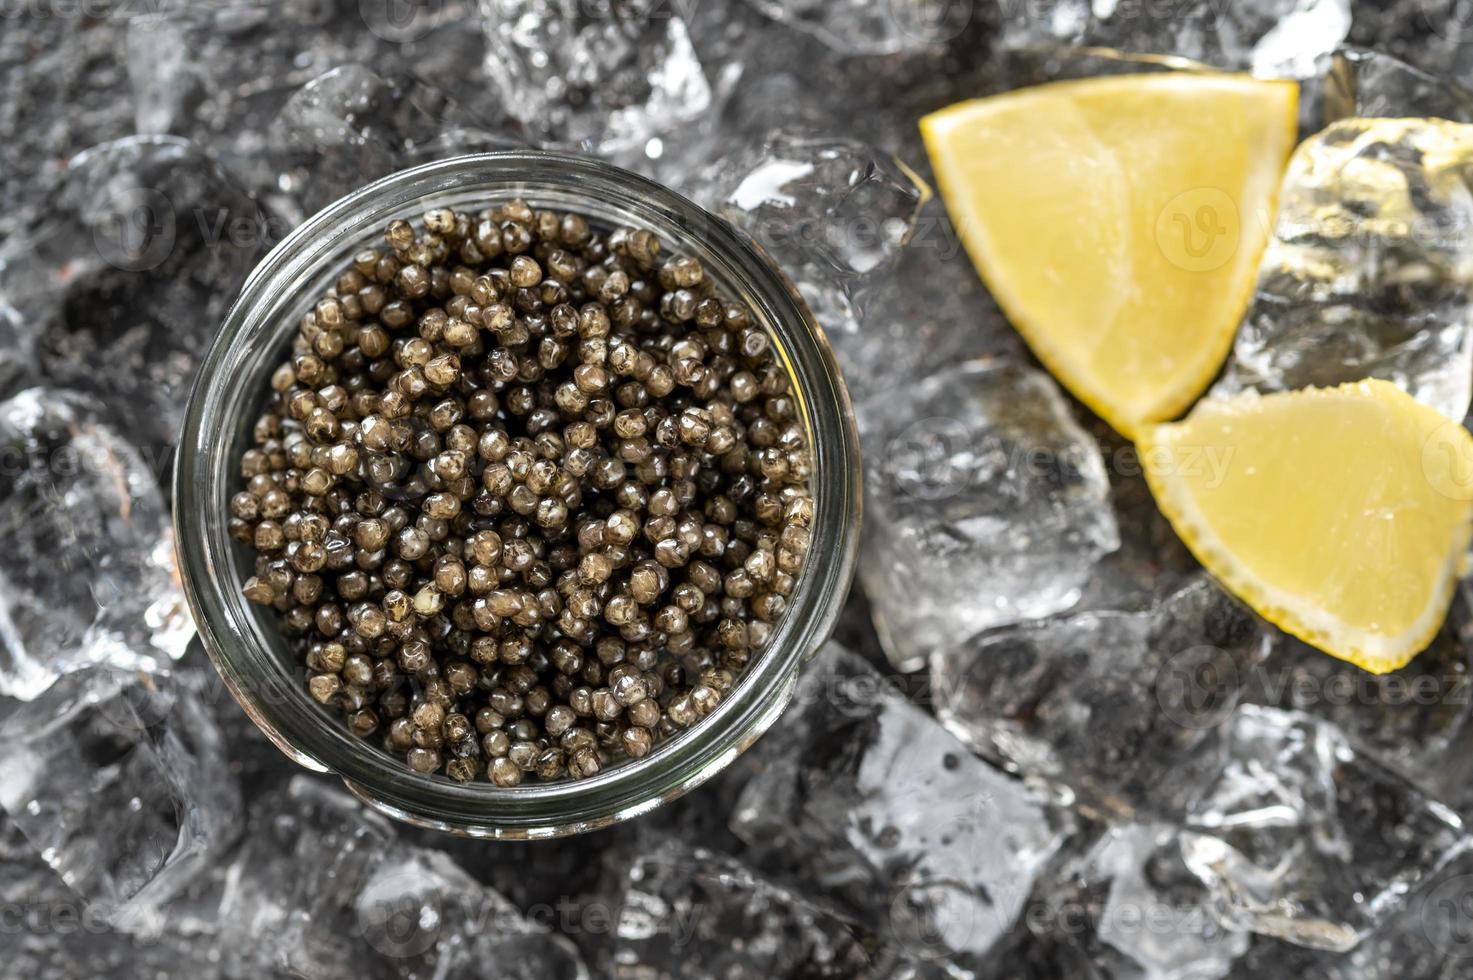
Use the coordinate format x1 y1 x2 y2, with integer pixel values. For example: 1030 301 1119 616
1139 380 1473 673
920 73 1298 438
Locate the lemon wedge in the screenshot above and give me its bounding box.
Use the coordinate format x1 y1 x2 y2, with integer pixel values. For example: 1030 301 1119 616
1139 380 1473 673
920 73 1298 438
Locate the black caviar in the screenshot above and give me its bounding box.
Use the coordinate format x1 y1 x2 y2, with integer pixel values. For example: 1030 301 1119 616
232 200 814 783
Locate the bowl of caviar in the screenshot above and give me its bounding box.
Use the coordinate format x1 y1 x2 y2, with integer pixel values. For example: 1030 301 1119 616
174 152 861 838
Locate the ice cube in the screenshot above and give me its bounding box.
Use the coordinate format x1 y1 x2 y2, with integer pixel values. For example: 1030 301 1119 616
122 4 394 195
731 643 1074 967
1037 822 1250 980
692 130 930 280
1 815 234 980
1002 0 1352 79
0 136 268 459
478 0 713 153
125 15 193 137
270 63 520 217
682 126 995 427
1322 47 1473 123
215 777 397 977
1347 844 1473 979
587 832 880 978
743 0 973 54
1245 595 1473 817
860 359 1119 671
1181 705 1470 952
216 777 586 979
931 577 1272 820
1221 936 1352 979
0 669 241 934
0 388 190 701
356 849 588 980
839 235 1021 428
1212 118 1473 423
1223 843 1473 978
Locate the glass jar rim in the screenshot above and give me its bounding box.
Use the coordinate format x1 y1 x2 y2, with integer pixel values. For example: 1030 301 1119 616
173 150 861 838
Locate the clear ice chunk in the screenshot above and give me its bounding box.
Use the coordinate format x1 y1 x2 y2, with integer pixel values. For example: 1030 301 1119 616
122 4 397 195
478 0 713 153
217 777 586 979
0 668 241 934
743 0 974 55
0 388 190 701
1323 47 1473 123
0 136 267 458
1213 118 1473 422
270 63 520 217
932 577 1272 820
1225 847 1473 980
591 833 879 977
1245 594 1473 817
1002 0 1352 79
1181 704 1470 952
1041 822 1250 980
2 812 235 979
683 128 982 428
692 130 931 280
1221 936 1352 979
837 239 1022 427
1344 844 1473 979
860 359 1119 671
730 643 1074 966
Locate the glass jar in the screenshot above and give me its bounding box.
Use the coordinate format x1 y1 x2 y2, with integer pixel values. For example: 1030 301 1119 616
173 151 861 839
